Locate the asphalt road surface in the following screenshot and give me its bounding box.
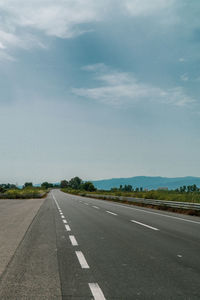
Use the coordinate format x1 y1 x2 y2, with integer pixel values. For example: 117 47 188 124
0 190 200 299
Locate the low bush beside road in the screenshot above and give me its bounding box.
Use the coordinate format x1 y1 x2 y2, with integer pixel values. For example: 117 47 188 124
0 187 47 199
62 188 200 203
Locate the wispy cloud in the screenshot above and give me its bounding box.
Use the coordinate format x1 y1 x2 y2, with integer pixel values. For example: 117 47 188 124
0 50 16 61
0 29 46 61
179 57 186 63
0 0 188 61
0 0 106 60
180 73 189 82
73 64 195 107
0 30 21 60
0 0 180 61
0 0 100 32
124 0 175 16
5 1 102 38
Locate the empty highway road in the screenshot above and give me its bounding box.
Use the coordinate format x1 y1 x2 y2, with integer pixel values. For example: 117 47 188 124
0 190 200 299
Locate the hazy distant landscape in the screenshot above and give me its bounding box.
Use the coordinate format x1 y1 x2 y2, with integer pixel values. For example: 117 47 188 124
91 176 200 190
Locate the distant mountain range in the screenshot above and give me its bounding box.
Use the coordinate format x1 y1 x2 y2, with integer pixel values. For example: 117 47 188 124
91 176 200 190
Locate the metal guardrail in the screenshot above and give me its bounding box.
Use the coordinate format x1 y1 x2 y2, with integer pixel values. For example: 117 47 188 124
85 194 200 211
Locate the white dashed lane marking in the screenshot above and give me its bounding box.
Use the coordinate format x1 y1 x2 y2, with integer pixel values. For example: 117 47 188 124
89 283 106 300
75 251 90 269
52 192 107 300
106 211 117 216
65 224 71 231
69 235 78 246
131 220 159 231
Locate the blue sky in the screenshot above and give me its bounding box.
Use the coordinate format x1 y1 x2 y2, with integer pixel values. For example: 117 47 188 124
0 0 200 184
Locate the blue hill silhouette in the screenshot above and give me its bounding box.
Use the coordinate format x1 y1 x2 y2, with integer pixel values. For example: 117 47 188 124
91 176 200 190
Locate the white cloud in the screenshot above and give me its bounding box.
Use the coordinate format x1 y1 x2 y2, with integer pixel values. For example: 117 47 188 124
0 30 22 60
0 0 104 38
180 73 189 81
124 0 175 16
0 0 181 61
73 65 195 107
0 0 106 60
0 30 20 46
0 50 16 61
82 63 107 72
0 28 46 60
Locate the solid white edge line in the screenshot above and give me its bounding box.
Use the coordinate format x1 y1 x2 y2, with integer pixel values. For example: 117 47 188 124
52 194 61 210
131 220 159 231
93 206 99 209
89 283 106 300
65 224 71 231
63 220 67 224
106 210 117 216
69 235 78 246
75 251 89 269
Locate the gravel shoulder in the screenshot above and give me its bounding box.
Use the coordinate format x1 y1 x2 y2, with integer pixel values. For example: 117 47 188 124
0 197 45 277
0 194 62 299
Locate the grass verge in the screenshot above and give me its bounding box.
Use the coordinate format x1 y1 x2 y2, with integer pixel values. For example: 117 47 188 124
0 187 48 199
61 188 200 216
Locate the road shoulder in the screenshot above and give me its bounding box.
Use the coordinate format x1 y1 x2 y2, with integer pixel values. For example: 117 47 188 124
0 195 62 299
